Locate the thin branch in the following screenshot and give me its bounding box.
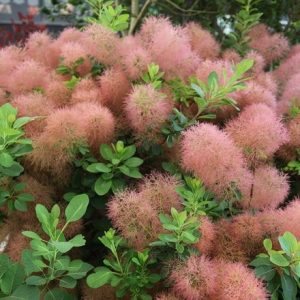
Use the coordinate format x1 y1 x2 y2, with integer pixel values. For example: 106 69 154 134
129 0 140 34
164 0 217 15
129 0 152 35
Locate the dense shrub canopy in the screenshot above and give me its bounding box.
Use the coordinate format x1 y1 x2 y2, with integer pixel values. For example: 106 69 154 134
1 6 300 300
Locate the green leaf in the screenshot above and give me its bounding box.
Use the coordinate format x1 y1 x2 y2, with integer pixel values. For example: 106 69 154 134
59 276 77 289
176 243 184 253
30 240 49 255
26 275 47 286
67 261 93 279
21 250 44 275
263 238 273 252
121 145 136 160
1 162 24 177
124 157 143 168
22 231 42 240
254 265 276 281
65 194 89 223
94 178 112 196
35 204 49 225
13 117 36 129
0 262 25 295
16 193 34 202
281 273 297 300
100 144 113 161
111 178 126 194
279 232 298 256
87 267 112 288
44 288 75 300
52 240 72 252
0 153 14 168
191 83 205 98
235 58 254 75
86 163 111 173
14 200 28 212
127 168 143 179
69 234 86 247
2 285 40 300
269 252 289 267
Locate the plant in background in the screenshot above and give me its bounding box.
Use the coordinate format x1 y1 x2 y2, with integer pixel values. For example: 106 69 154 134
87 228 160 300
251 232 300 300
56 57 105 90
150 208 200 258
56 57 85 78
85 0 129 32
86 141 143 196
284 149 300 176
0 181 34 212
228 0 263 55
288 101 300 119
140 63 165 90
0 194 92 299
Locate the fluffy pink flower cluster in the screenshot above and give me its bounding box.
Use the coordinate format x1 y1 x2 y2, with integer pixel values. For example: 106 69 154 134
108 173 181 250
170 255 267 300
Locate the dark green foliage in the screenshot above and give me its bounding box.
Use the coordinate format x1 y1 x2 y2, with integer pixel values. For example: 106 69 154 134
150 207 200 258
0 103 36 213
86 141 143 196
251 232 300 300
87 228 160 300
0 194 92 299
226 0 263 55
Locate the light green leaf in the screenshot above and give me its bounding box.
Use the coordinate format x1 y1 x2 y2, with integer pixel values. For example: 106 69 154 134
124 157 143 168
279 232 298 256
13 117 36 129
263 238 273 252
86 163 111 173
270 252 289 267
100 144 113 161
94 178 112 196
26 275 47 286
59 276 77 289
87 267 112 288
22 231 42 240
69 234 86 247
0 153 14 168
65 194 89 223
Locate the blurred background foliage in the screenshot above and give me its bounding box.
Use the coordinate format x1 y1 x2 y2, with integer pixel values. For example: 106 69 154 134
42 0 300 43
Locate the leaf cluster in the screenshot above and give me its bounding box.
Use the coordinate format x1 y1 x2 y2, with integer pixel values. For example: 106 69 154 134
162 59 253 148
150 207 200 258
86 141 143 196
251 232 300 300
85 0 129 32
0 103 35 179
87 228 160 300
0 181 34 213
228 0 263 55
0 194 92 299
140 63 165 90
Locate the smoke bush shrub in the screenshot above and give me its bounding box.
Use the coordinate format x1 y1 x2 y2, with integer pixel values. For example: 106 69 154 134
1 8 300 299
